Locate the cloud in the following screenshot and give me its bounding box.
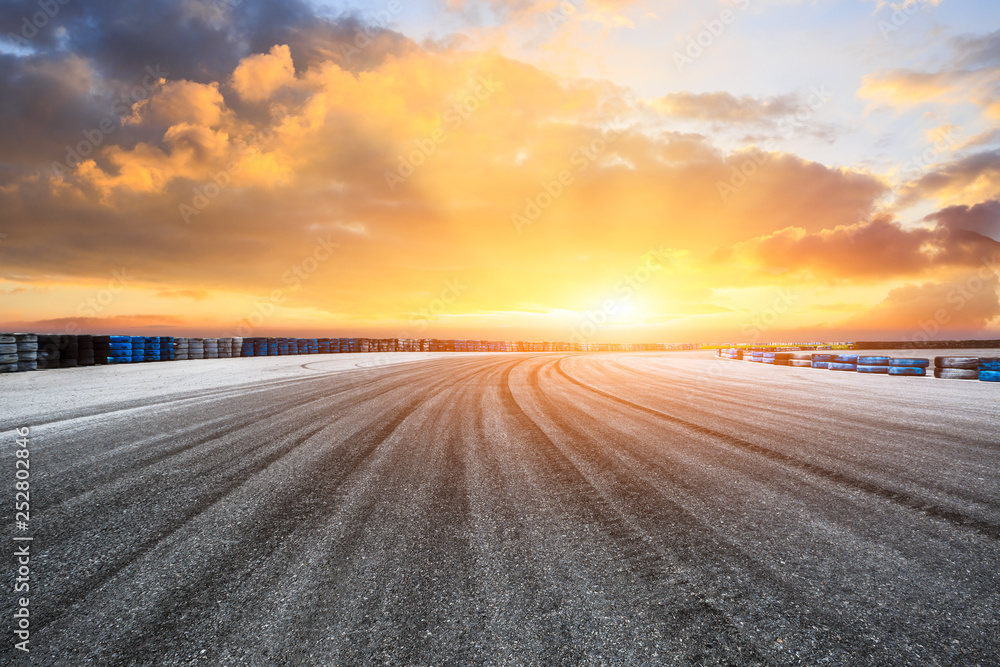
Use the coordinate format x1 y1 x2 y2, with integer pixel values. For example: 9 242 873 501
231 44 296 102
2 0 998 340
897 148 1000 207
858 38 1000 120
128 80 226 128
923 199 1000 240
650 92 799 123
837 270 1000 336
715 212 1000 282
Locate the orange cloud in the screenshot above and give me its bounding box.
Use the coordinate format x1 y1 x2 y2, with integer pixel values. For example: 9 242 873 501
231 44 297 102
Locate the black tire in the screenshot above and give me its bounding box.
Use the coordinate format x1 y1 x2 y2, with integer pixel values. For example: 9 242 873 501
17 342 38 352
17 362 37 371
0 343 16 354
0 354 17 364
933 368 979 380
934 356 979 369
0 363 17 373
60 359 78 368
0 334 15 344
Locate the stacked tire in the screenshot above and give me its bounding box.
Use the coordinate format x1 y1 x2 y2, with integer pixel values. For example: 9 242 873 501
130 336 145 363
36 334 61 370
980 358 1000 383
93 335 131 364
143 337 160 363
53 335 79 368
158 336 174 361
828 354 858 372
253 337 267 356
204 338 219 359
857 356 891 375
231 337 243 358
934 356 979 380
174 337 190 360
888 358 928 377
78 335 95 367
189 338 205 360
811 353 831 369
217 338 231 359
789 353 811 368
0 334 17 373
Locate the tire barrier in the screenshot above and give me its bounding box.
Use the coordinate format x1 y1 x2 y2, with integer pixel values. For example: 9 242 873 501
934 356 979 370
7 332 1000 387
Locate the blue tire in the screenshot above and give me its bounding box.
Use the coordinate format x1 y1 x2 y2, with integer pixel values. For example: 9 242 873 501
857 365 889 374
858 356 891 365
978 358 1000 371
828 362 857 371
833 354 858 364
889 366 925 376
979 370 1000 382
811 361 829 369
890 358 930 368
812 354 832 362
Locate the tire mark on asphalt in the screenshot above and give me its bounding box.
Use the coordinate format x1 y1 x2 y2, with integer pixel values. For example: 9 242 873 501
501 358 775 665
554 358 1000 541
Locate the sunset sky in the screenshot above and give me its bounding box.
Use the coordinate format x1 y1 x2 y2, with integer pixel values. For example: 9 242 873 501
1 0 998 342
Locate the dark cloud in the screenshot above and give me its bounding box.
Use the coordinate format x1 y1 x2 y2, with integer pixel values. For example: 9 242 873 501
897 149 1000 207
716 213 1000 282
952 28 1000 68
0 0 414 168
924 199 1000 241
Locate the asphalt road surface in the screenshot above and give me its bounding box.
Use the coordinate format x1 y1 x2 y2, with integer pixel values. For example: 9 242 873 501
2 352 999 665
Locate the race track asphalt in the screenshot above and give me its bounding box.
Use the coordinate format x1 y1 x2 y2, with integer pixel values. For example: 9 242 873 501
2 352 999 665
